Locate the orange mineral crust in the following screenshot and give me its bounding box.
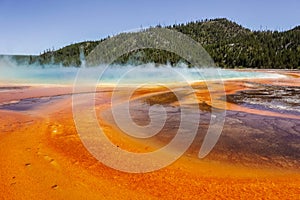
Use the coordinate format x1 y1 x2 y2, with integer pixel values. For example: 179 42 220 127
0 71 300 199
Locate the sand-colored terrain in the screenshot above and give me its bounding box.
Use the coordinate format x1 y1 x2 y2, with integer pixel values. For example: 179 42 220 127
0 72 300 199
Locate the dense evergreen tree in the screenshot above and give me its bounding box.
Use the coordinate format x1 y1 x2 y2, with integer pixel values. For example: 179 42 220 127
12 18 300 69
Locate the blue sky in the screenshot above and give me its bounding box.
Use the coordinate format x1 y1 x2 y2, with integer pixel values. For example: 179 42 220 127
0 0 299 55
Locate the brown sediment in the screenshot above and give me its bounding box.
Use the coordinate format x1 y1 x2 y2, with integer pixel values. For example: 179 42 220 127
0 71 300 199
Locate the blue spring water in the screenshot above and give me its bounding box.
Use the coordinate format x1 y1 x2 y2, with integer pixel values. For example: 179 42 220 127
0 62 285 85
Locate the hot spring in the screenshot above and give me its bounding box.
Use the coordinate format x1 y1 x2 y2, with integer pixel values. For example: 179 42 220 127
0 58 286 86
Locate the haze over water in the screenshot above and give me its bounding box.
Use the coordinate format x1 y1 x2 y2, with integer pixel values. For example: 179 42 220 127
0 58 285 85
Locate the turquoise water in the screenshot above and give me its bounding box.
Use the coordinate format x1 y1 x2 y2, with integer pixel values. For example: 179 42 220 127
0 62 285 85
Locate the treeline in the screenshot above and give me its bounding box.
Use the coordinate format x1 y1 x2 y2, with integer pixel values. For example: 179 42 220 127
177 18 300 69
31 18 300 68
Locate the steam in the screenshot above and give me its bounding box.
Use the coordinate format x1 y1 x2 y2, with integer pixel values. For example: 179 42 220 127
0 56 285 85
79 46 86 68
0 57 77 85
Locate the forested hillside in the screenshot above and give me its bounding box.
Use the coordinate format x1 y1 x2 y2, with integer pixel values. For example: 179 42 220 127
8 18 300 69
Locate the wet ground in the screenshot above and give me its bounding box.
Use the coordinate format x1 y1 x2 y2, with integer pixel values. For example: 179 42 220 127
1 74 300 199
0 86 30 91
1 81 299 170
102 91 300 170
227 82 300 115
0 96 65 111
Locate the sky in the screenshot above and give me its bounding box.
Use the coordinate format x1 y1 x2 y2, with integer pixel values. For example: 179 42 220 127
0 0 299 55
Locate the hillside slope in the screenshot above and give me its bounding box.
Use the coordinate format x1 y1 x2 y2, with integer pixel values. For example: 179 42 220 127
5 18 300 69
